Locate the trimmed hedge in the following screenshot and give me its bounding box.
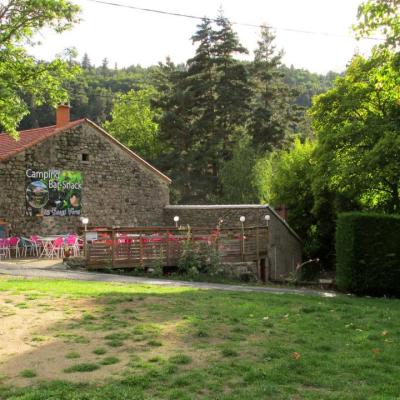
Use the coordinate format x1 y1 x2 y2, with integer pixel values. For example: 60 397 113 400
336 212 400 296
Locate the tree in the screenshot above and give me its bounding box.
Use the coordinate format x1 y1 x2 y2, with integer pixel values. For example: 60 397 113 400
212 13 252 162
220 135 258 203
257 138 319 258
81 53 92 70
353 0 400 48
156 14 253 203
248 25 296 152
104 87 160 161
310 48 400 213
0 0 80 136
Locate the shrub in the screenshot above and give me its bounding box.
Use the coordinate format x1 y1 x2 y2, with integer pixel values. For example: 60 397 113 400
177 241 201 274
198 243 221 274
336 212 400 296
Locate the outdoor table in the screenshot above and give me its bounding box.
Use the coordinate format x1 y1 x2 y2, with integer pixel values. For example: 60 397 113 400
38 235 64 258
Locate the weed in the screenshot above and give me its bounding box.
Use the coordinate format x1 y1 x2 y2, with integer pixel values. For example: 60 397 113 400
31 335 47 342
100 357 120 365
20 369 36 378
64 363 100 373
148 356 162 363
65 351 81 359
147 340 162 347
15 303 28 309
93 348 107 355
56 333 90 344
169 354 192 365
106 339 124 347
104 332 130 341
221 348 238 357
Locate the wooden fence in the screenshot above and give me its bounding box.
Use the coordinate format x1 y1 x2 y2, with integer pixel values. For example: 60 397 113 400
84 226 268 269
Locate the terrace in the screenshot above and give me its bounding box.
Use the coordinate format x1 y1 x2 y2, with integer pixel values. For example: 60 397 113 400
0 223 270 281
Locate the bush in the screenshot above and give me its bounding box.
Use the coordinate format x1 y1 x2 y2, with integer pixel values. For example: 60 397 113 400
177 240 201 274
336 212 400 296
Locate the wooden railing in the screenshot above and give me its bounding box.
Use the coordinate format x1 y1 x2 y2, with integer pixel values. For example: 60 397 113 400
84 226 268 269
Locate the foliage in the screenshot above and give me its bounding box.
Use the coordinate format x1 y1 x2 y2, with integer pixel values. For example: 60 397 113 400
198 241 222 274
353 0 400 48
177 240 202 274
249 25 297 152
19 369 36 378
12 11 339 206
219 135 258 203
0 0 80 136
257 138 319 259
104 87 160 161
310 48 400 213
156 14 252 203
336 212 400 296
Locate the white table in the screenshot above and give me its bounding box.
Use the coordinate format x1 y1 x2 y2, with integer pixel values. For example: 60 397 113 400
38 236 64 258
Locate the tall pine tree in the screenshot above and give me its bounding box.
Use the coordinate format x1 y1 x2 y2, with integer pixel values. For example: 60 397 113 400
249 25 296 152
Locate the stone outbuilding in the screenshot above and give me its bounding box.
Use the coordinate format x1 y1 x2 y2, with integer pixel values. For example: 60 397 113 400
164 205 302 280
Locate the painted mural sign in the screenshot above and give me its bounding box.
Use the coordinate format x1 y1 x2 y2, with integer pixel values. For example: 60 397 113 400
25 169 82 217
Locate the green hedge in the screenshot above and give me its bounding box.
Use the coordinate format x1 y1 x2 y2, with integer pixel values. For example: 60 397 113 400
336 212 400 296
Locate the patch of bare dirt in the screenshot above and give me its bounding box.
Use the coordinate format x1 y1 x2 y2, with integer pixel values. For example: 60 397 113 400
0 293 207 387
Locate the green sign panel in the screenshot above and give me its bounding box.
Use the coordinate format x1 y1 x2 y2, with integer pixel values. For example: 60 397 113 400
25 169 82 217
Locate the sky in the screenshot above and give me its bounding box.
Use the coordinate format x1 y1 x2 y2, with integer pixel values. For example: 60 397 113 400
30 0 380 74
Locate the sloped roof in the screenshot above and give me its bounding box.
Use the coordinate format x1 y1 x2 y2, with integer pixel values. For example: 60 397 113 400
0 119 84 162
0 119 171 184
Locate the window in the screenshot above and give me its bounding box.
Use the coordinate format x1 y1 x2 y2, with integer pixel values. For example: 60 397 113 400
81 153 89 162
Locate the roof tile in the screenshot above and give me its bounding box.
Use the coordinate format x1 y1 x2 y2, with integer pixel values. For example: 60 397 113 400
0 119 85 162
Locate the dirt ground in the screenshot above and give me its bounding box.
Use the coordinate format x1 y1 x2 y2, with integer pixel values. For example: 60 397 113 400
0 291 197 387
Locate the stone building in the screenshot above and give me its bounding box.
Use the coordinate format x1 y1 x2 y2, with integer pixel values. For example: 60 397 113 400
0 106 170 236
0 106 302 279
164 205 302 280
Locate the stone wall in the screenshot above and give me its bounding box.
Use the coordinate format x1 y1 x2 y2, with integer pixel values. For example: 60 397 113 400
0 122 170 235
164 205 302 280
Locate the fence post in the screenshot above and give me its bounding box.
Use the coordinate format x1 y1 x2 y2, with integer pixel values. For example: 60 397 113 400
166 231 170 266
111 228 115 269
139 233 144 267
256 226 260 262
241 228 245 262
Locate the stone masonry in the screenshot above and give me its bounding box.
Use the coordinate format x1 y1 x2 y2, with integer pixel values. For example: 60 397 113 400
164 205 302 280
0 121 170 235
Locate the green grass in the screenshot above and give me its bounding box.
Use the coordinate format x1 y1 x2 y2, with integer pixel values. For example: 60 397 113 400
147 339 162 347
93 348 107 355
169 354 192 365
63 363 100 373
19 369 36 378
1 277 400 399
100 356 120 365
65 351 81 359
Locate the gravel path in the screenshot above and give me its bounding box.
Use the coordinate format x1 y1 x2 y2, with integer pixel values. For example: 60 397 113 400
0 261 336 297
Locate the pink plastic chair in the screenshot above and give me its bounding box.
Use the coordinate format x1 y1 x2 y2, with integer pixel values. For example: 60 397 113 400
0 239 10 259
50 237 65 259
66 234 80 256
8 237 20 258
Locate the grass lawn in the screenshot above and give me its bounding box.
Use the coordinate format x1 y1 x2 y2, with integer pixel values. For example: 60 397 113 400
0 277 399 399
